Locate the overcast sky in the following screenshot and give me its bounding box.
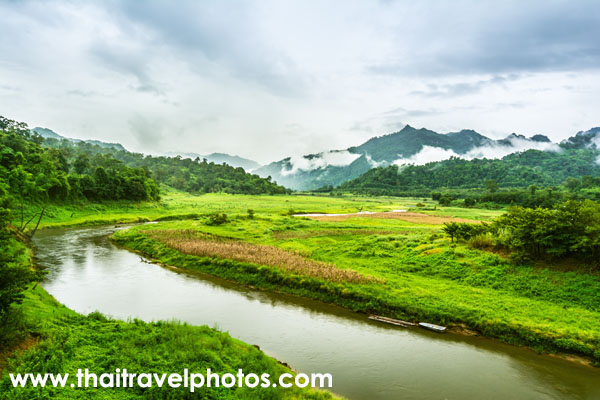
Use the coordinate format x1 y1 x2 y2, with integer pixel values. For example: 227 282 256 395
1 0 599 164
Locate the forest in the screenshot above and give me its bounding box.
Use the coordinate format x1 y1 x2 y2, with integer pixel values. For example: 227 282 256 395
338 149 600 196
42 133 288 195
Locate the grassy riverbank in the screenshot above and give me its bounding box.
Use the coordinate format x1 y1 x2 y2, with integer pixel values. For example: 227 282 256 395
0 236 334 399
107 195 600 365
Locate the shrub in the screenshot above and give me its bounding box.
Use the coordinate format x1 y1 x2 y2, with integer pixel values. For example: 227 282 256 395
438 196 453 206
206 213 228 226
468 233 495 249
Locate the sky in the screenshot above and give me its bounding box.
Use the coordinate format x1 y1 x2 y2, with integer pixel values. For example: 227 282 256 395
1 0 599 164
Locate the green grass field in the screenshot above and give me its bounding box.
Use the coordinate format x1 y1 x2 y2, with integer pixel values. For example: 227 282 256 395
13 189 600 365
20 186 501 230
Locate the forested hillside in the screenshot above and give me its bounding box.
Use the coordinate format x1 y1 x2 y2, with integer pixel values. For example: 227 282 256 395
339 148 600 195
0 117 160 204
42 133 288 195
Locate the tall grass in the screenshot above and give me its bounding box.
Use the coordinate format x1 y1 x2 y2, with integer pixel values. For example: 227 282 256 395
146 230 381 284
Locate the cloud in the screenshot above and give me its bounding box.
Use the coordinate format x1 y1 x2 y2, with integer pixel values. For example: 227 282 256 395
364 154 386 168
111 1 310 98
393 146 461 166
128 115 166 146
1 0 599 163
465 136 560 159
410 75 520 98
281 150 361 175
393 136 561 166
368 2 600 77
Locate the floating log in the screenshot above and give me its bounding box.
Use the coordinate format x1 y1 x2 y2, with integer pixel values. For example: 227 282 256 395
368 315 417 327
418 322 446 333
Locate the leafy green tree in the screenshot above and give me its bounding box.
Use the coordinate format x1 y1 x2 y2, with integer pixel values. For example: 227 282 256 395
564 177 580 191
438 195 452 206
443 222 459 242
485 179 499 193
464 197 476 207
73 153 90 174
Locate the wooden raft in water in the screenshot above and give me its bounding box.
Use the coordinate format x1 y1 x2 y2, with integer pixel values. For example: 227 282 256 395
368 315 418 327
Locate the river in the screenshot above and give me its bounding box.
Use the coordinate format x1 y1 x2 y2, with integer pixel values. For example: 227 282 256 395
33 226 600 400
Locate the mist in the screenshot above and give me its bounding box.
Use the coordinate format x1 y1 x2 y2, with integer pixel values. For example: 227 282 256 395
393 136 561 167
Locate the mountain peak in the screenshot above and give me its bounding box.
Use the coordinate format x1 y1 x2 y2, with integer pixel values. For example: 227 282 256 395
530 134 551 143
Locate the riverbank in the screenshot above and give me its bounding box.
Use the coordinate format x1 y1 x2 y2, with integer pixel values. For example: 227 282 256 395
111 214 600 366
0 235 335 399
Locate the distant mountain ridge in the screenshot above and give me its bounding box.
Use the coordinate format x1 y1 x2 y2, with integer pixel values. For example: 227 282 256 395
34 127 260 172
33 123 600 191
32 127 127 152
255 125 558 190
164 151 260 171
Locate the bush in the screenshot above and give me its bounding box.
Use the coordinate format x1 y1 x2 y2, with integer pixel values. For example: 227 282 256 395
0 232 40 325
438 196 453 206
468 233 495 249
206 213 228 226
492 200 600 266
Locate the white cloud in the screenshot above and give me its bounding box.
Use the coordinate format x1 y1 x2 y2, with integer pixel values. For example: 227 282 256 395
281 151 360 175
393 137 561 166
393 146 461 166
465 136 560 159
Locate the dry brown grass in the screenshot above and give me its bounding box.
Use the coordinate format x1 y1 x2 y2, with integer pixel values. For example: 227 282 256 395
305 211 480 224
146 229 381 284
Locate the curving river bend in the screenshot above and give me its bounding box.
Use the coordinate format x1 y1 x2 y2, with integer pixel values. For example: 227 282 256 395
33 226 600 400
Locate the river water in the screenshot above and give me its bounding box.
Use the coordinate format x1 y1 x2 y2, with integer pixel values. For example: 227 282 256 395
33 226 600 400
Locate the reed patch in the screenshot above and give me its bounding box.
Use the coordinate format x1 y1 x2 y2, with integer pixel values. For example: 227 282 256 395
144 229 382 285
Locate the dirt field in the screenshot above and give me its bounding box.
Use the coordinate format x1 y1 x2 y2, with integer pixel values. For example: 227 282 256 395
302 211 481 224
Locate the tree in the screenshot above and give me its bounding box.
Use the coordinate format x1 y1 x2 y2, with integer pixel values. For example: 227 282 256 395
0 186 41 323
485 179 498 193
443 222 459 243
564 177 580 191
73 153 90 174
438 195 452 206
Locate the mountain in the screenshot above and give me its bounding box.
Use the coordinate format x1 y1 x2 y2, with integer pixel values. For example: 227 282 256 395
255 125 557 190
32 127 127 151
32 127 63 140
165 151 260 171
348 126 492 160
339 148 600 195
560 127 600 149
339 127 600 194
34 127 260 172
